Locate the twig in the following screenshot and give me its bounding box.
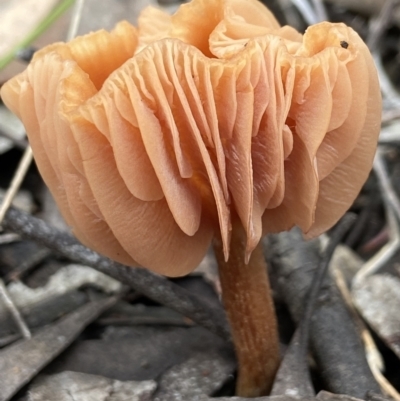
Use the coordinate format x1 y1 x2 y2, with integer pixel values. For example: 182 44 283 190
367 0 400 51
278 0 304 28
333 263 400 401
271 327 314 397
382 109 400 123
0 333 21 348
0 278 31 339
0 233 20 245
0 0 86 228
0 146 33 224
289 0 319 25
4 248 51 283
1 206 231 341
373 149 400 221
0 0 87 350
349 151 400 400
354 150 400 284
333 268 384 372
367 0 400 115
354 208 400 284
96 316 193 327
347 148 400 399
300 214 356 352
345 196 381 249
268 228 381 397
310 0 328 21
0 128 28 150
66 0 85 41
374 53 400 110
272 215 355 397
379 121 400 145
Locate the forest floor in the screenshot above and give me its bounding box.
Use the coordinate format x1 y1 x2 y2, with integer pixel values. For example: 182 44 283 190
0 0 399 400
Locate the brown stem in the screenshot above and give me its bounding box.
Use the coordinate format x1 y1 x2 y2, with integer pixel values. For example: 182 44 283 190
213 221 280 397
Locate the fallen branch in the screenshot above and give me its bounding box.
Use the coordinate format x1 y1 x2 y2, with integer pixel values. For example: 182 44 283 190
1 206 231 342
267 228 381 398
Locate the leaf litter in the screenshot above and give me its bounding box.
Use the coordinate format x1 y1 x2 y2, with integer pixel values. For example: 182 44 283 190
0 0 400 400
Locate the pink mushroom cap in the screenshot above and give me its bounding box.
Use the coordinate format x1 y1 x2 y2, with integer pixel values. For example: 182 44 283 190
1 0 382 276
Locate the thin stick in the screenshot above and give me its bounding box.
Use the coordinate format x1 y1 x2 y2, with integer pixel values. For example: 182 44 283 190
5 248 51 283
278 0 303 28
289 0 318 25
0 0 84 344
66 0 85 41
374 53 400 110
0 278 31 339
354 208 400 284
0 0 86 228
299 214 356 357
0 128 28 150
0 233 20 245
1 205 231 341
333 265 400 401
367 0 399 51
0 146 33 224
310 0 328 22
373 149 400 222
354 151 400 284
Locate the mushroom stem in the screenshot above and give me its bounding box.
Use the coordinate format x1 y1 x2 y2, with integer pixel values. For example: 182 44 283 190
213 221 280 397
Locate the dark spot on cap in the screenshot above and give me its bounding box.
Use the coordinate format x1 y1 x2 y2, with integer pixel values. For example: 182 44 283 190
340 41 349 49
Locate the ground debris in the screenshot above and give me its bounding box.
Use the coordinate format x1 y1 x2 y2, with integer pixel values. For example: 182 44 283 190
2 206 231 341
317 391 372 401
0 106 27 153
353 274 400 359
0 290 87 340
25 371 156 401
154 350 235 400
98 301 192 327
199 390 371 401
1 0 400 400
5 264 122 309
47 326 233 382
267 229 381 397
0 297 117 401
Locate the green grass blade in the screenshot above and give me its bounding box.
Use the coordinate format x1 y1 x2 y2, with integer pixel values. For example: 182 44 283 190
0 0 75 71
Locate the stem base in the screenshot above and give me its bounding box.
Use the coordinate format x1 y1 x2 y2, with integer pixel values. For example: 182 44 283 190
214 223 280 397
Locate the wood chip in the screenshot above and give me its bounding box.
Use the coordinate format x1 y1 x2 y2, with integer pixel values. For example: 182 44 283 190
353 274 400 359
0 296 117 401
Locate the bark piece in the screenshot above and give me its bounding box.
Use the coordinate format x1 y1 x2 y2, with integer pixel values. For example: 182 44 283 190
0 290 87 338
353 274 400 359
27 371 156 401
0 296 117 401
154 350 235 400
2 206 231 341
46 326 233 382
267 229 381 398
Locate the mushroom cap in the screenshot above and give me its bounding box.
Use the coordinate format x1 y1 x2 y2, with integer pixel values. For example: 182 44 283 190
1 0 381 276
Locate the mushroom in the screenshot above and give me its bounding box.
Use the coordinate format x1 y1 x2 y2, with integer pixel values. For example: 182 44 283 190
0 0 381 397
